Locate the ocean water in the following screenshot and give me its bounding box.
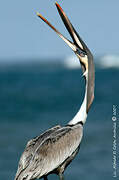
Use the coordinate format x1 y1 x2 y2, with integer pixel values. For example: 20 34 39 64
0 58 119 180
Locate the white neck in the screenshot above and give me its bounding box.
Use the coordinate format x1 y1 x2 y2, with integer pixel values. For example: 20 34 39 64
68 78 88 125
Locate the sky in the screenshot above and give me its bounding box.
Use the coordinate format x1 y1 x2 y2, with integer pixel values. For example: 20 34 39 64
0 0 119 61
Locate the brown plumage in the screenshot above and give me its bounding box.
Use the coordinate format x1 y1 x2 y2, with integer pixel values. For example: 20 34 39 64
15 124 83 180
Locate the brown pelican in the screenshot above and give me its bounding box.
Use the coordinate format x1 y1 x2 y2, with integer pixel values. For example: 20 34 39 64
14 3 95 180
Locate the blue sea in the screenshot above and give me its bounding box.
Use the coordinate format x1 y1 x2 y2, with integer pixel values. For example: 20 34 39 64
0 56 119 180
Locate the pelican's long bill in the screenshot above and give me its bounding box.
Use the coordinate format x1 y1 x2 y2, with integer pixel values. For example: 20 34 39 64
37 2 95 113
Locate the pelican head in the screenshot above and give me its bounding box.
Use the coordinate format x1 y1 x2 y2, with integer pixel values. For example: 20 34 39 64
37 3 95 115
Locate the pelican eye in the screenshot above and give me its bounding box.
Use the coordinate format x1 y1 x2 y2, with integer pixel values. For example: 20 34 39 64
76 49 86 57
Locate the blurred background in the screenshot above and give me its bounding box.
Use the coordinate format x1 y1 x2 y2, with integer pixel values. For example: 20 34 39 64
0 0 119 179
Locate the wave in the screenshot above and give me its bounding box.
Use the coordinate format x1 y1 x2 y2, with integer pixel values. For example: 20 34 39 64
0 54 119 69
63 54 119 69
63 55 81 69
98 54 119 68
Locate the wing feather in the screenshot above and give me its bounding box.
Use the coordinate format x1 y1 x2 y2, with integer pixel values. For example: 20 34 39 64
15 125 61 180
24 124 83 179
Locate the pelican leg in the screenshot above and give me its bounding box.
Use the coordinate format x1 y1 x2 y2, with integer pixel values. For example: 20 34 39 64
59 173 64 180
44 176 48 180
